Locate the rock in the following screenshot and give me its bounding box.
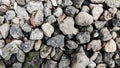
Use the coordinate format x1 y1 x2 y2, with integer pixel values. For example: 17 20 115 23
66 40 78 49
63 0 73 6
92 30 99 38
16 50 25 62
81 6 90 13
26 1 44 13
10 24 24 39
43 60 57 68
0 5 8 15
34 40 42 51
115 58 120 66
15 6 29 20
65 6 77 17
59 54 70 68
95 52 103 64
76 32 90 44
1 0 10 6
21 23 32 32
35 10 44 26
12 62 22 68
16 0 25 5
44 7 51 17
104 39 116 52
46 0 52 8
46 15 56 23
6 10 16 20
75 12 93 26
90 52 98 61
50 0 57 6
12 17 20 24
105 0 120 8
87 60 96 68
0 23 9 39
91 0 105 3
0 40 4 48
72 0 84 8
87 40 101 52
92 5 103 20
40 44 52 58
115 37 120 49
59 17 78 35
111 31 117 39
96 64 106 68
116 10 120 20
80 25 93 33
94 21 106 29
41 23 54 37
71 47 89 68
0 60 5 68
50 48 56 57
47 35 64 48
53 48 63 60
112 19 120 27
19 40 34 53
0 16 4 24
30 28 43 40
53 7 63 17
100 27 112 41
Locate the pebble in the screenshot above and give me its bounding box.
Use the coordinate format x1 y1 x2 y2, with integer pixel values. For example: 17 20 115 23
66 40 78 49
16 0 25 5
0 16 4 24
47 35 64 48
34 40 42 51
39 44 52 58
91 0 105 3
87 40 102 52
81 6 90 13
0 23 10 39
43 60 57 68
6 10 16 20
90 52 98 60
16 50 25 62
59 17 78 35
44 7 51 17
76 32 90 44
12 62 22 68
41 23 54 37
100 27 112 41
105 0 120 8
26 1 44 13
75 12 93 26
19 40 34 53
72 0 84 8
53 7 63 17
0 60 5 68
50 0 57 6
96 64 106 68
94 21 106 29
65 6 77 17
92 5 103 20
1 0 10 6
21 23 32 32
46 15 56 23
10 24 24 39
0 40 5 48
35 10 44 26
30 28 43 40
53 48 63 60
0 5 8 15
104 39 116 52
63 0 73 6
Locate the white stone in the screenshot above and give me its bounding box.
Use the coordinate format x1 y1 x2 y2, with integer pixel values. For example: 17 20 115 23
51 0 57 6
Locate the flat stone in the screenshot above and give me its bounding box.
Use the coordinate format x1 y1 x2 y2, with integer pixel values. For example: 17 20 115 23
50 0 57 6
66 40 78 49
34 40 42 51
104 39 116 52
54 7 63 17
76 32 90 44
16 0 25 5
105 0 120 8
12 62 22 68
75 12 93 26
0 23 9 39
87 40 102 52
6 10 16 20
100 27 112 41
65 6 77 17
0 16 4 24
94 21 106 29
47 35 64 48
46 15 56 24
71 0 84 8
21 23 32 32
30 28 43 40
41 23 54 37
16 50 25 62
10 24 24 39
59 17 78 35
0 40 5 48
26 1 44 13
0 60 5 68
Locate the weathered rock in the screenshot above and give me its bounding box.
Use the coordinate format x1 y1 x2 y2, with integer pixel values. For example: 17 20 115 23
41 23 54 37
0 60 5 68
96 64 106 68
54 7 63 17
16 50 25 62
0 40 4 48
30 28 43 40
0 23 9 39
65 6 77 17
50 0 57 6
6 10 15 20
94 21 106 29
0 16 4 24
105 0 120 8
19 40 34 53
59 17 78 35
76 32 90 44
72 0 84 8
12 62 22 68
100 27 112 41
16 0 25 5
91 0 105 3
26 1 44 13
34 40 42 51
21 23 32 32
43 60 57 68
75 12 93 26
87 40 101 52
66 40 78 49
47 35 64 48
104 39 116 52
10 24 24 39
46 15 56 23
63 0 73 6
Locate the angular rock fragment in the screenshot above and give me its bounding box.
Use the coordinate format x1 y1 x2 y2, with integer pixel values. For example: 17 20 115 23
66 40 78 49
94 21 106 29
44 7 51 17
81 6 90 13
63 0 73 6
46 15 56 24
50 0 57 6
71 0 84 8
53 48 63 60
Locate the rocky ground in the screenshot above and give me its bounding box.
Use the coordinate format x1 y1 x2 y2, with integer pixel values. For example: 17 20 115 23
0 0 120 68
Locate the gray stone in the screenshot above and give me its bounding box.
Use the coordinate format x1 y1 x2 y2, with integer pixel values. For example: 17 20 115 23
12 62 22 68
44 7 51 17
80 25 93 33
116 10 120 20
59 17 78 35
115 37 120 49
0 40 4 48
47 35 64 48
0 23 9 39
112 19 120 27
39 44 52 58
100 27 112 41
66 40 78 49
10 24 24 39
71 0 84 8
105 0 120 8
0 16 4 24
16 50 25 62
53 48 63 60
43 60 57 68
96 64 106 68
75 12 93 26
30 28 43 40
26 1 44 13
0 60 5 68
16 0 25 5
91 0 105 3
95 52 103 64
6 10 15 20
53 7 63 17
63 0 73 6
94 21 106 29
65 6 77 17
87 40 101 52
19 40 34 53
81 6 90 13
76 32 90 44
46 15 56 23
34 40 42 51
21 23 32 32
